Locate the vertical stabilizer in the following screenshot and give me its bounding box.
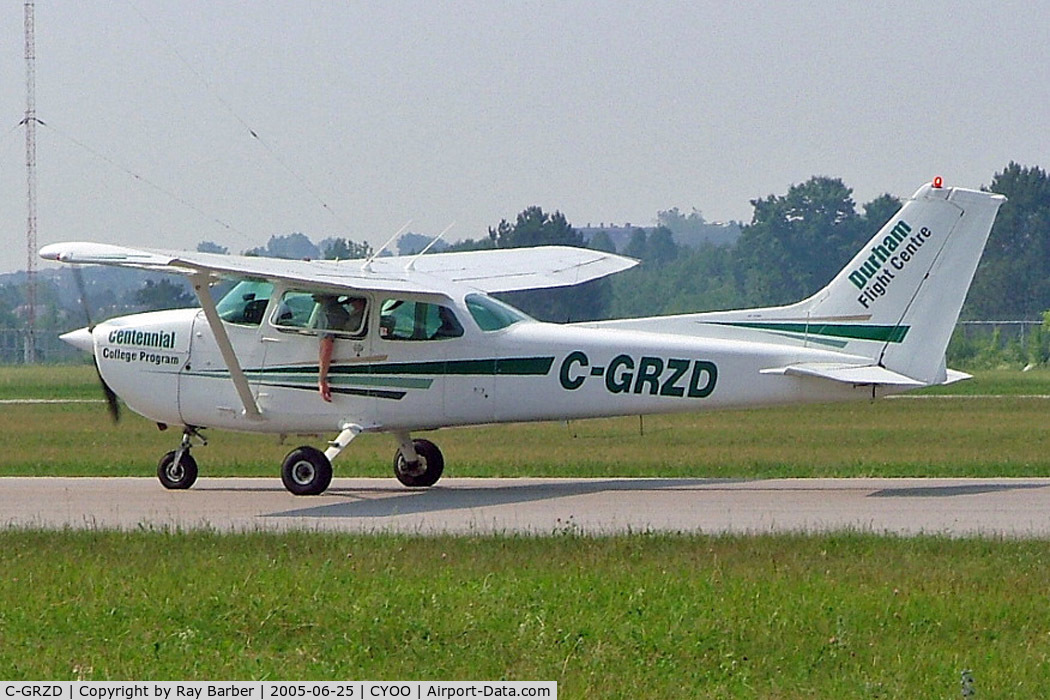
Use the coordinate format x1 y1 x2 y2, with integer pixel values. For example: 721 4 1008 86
677 182 1006 385
774 182 1005 383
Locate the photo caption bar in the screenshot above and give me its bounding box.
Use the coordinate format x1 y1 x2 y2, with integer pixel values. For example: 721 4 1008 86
0 683 555 700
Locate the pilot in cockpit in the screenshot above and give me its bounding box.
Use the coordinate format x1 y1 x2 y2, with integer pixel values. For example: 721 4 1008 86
315 294 366 402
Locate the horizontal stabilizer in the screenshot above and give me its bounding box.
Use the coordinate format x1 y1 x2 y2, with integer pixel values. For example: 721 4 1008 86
760 362 926 387
942 369 972 385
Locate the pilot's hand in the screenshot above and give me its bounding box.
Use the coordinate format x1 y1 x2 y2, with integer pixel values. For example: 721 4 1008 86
319 379 332 402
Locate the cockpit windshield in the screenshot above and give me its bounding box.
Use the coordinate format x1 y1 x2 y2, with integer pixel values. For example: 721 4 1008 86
215 280 274 326
465 294 533 331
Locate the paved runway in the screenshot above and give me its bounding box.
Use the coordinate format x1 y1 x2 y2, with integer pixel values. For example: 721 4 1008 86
4 476 1050 537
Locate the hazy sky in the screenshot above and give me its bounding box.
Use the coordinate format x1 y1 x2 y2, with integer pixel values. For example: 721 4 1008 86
2 1 1048 273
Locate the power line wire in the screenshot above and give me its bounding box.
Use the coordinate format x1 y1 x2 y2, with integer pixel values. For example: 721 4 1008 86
39 120 251 241
0 120 24 152
124 0 357 235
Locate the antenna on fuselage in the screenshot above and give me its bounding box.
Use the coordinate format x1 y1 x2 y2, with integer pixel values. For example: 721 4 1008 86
361 220 412 272
404 222 455 271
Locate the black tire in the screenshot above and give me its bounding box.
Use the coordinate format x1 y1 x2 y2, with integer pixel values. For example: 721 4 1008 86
157 450 198 490
393 438 444 487
281 446 333 495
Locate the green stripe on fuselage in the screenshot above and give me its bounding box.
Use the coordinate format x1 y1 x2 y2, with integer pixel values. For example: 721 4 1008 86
244 372 433 390
715 322 908 343
262 356 556 377
758 330 849 349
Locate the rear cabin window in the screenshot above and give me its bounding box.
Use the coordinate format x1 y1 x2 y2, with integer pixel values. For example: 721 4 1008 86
271 290 368 338
380 299 464 341
216 280 274 326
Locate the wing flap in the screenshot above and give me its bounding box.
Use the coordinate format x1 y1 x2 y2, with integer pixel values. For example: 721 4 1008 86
367 246 638 292
760 362 926 387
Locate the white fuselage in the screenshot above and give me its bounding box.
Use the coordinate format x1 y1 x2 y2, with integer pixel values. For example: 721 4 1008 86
87 288 884 436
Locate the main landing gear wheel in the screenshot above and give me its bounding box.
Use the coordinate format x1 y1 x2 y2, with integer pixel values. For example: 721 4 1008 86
157 450 198 490
282 446 333 496
394 438 444 487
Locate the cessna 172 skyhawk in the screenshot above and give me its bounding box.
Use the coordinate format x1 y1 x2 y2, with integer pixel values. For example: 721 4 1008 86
42 180 1005 495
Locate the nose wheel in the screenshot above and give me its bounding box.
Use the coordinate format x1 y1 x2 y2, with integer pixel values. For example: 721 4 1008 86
157 426 205 490
157 450 198 490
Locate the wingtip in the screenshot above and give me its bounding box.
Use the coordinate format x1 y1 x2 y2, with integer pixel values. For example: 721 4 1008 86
38 243 64 261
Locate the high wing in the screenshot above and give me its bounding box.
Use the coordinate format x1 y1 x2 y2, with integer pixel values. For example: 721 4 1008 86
39 242 637 295
41 240 635 421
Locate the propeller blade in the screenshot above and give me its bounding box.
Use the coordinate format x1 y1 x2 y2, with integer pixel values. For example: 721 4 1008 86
93 357 121 423
73 266 120 422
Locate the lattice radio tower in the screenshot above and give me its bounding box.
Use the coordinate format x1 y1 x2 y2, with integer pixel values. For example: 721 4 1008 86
22 0 38 363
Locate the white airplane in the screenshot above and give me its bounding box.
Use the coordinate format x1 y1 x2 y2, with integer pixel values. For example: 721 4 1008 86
42 180 1005 495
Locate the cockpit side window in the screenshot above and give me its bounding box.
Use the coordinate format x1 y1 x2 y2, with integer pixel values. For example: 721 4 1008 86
215 280 275 326
379 299 463 341
272 290 368 338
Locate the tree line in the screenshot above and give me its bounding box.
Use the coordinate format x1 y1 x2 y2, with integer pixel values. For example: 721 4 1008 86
471 163 1050 327
3 162 1047 365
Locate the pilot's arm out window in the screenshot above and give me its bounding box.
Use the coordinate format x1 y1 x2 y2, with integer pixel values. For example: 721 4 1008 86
272 290 369 338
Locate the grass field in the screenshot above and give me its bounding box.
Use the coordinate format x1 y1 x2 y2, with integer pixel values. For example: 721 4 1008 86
0 363 102 400
2 530 1050 696
3 365 1050 694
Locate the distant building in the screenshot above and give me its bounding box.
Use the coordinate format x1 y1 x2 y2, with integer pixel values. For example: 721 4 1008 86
576 224 640 252
577 221 741 252
397 232 451 256
665 220 741 248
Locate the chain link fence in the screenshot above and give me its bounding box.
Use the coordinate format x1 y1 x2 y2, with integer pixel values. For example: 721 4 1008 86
955 320 1043 343
0 328 81 364
950 320 1047 367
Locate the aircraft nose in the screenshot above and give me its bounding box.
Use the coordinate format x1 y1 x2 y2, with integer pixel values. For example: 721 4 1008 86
60 327 95 353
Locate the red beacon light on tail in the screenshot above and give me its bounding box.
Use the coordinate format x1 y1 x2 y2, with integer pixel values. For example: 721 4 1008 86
932 176 943 188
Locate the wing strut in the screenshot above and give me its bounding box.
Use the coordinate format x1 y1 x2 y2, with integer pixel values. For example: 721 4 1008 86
190 273 263 420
